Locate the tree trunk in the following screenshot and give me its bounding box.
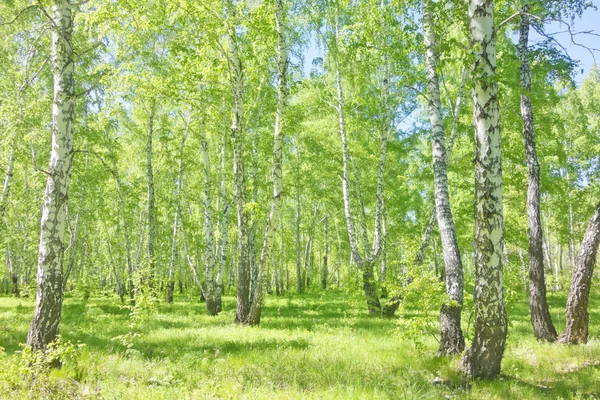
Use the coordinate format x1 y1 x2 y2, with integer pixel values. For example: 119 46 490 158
295 175 304 293
246 0 288 325
201 130 219 315
415 69 467 266
423 0 465 356
249 135 259 303
322 212 328 290
168 124 187 303
7 243 19 298
179 217 201 290
62 210 80 291
216 129 229 313
228 1 250 324
518 0 557 342
110 156 134 301
0 136 16 226
107 240 124 304
569 200 576 269
146 104 156 291
27 0 75 352
334 15 387 315
460 0 507 378
559 202 600 344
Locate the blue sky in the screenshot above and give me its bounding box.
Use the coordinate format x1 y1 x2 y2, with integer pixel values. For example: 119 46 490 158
538 2 600 83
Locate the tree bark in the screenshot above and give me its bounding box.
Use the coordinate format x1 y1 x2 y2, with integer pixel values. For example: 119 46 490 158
201 130 219 315
27 0 75 352
519 0 557 342
216 129 229 313
559 202 600 344
460 0 507 378
322 212 328 290
334 14 388 315
228 0 250 324
423 0 465 356
146 104 156 290
414 69 467 266
246 0 288 325
168 122 188 304
108 155 134 301
295 170 304 293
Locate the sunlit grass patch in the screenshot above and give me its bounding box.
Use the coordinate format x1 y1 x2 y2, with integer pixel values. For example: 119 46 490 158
0 288 599 398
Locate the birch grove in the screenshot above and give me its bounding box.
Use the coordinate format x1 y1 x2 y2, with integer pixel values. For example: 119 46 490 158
0 0 597 386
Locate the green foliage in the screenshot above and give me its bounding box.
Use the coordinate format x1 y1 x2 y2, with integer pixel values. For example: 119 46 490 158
395 269 446 350
112 268 160 355
0 335 86 399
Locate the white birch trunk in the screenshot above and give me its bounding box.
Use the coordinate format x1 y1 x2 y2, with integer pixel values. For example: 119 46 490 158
28 0 75 351
167 124 188 303
423 0 465 355
415 69 467 266
227 0 250 323
215 129 229 312
201 131 219 315
460 0 507 378
146 105 156 289
334 16 387 315
246 0 288 325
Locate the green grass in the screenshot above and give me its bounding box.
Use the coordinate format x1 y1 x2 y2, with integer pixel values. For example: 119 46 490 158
1 288 600 399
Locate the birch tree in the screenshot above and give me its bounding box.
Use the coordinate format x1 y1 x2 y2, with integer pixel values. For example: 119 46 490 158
559 202 600 344
245 0 289 325
460 0 507 378
200 128 219 315
518 0 557 342
145 104 156 290
423 0 465 356
333 14 389 316
227 0 251 324
27 0 76 352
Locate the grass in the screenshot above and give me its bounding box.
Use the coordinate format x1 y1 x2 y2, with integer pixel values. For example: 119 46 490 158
1 287 600 399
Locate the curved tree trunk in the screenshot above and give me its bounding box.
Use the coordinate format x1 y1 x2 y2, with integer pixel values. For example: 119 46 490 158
519 0 557 342
460 0 507 379
423 0 465 356
559 202 600 344
414 69 467 267
334 12 389 315
27 0 75 352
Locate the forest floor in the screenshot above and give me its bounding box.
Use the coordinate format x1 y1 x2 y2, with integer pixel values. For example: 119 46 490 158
1 287 600 399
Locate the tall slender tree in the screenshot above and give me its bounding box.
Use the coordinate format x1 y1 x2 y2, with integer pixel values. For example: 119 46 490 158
460 0 507 378
518 0 557 342
145 104 156 290
246 0 289 325
227 0 250 324
27 0 76 352
333 11 389 315
423 0 465 356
